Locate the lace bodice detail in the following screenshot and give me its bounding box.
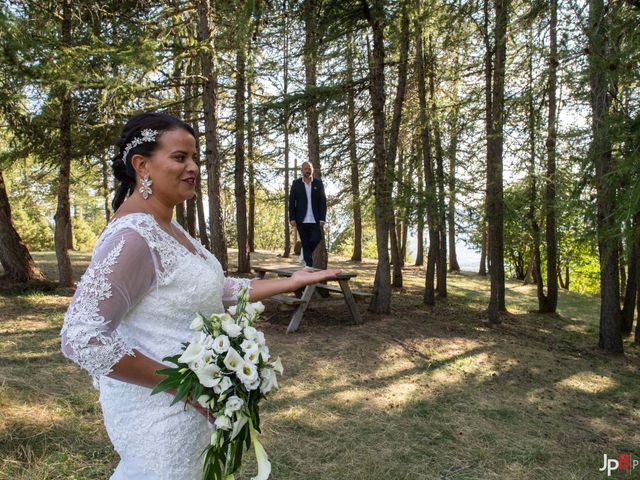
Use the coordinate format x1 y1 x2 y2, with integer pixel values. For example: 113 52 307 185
61 213 252 386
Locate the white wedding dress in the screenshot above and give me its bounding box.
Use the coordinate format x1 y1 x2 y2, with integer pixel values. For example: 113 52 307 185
61 213 251 479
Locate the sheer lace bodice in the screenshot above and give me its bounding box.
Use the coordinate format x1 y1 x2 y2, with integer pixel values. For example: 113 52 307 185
60 213 251 479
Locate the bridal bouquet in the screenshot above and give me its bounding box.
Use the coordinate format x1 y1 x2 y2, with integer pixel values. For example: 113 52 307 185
152 286 283 480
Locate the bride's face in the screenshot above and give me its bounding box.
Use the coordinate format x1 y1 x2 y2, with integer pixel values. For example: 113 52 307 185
143 128 198 205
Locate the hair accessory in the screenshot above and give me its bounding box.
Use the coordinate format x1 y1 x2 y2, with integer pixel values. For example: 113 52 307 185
123 129 158 165
139 174 153 199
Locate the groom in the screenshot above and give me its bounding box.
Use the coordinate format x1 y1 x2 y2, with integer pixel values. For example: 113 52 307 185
289 161 327 267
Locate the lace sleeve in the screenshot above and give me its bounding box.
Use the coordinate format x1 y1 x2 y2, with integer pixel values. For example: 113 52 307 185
222 276 253 304
61 228 156 382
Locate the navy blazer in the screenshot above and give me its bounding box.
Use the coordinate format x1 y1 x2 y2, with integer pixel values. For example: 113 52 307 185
289 177 327 224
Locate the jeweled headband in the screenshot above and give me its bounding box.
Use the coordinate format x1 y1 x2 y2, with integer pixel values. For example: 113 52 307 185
122 129 159 165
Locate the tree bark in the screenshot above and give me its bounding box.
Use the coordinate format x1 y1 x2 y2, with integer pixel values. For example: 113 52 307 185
196 0 228 269
487 0 509 322
346 31 362 262
365 0 391 313
447 64 461 273
541 0 559 313
416 18 438 306
0 171 45 283
234 42 250 273
187 58 210 250
282 0 291 258
247 64 256 254
414 143 424 266
621 215 639 334
589 0 622 352
303 0 328 270
54 0 73 287
427 37 447 298
387 4 410 288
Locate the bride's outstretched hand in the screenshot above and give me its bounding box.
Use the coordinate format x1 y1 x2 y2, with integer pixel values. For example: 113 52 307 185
291 267 342 289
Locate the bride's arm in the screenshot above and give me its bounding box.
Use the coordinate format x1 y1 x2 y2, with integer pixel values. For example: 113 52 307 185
223 268 342 303
60 229 206 414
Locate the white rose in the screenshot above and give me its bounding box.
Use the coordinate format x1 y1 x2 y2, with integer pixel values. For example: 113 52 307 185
244 347 260 365
243 326 257 341
247 377 260 391
223 347 244 372
240 338 257 352
213 375 233 394
246 302 265 316
236 362 258 386
213 335 231 354
178 340 204 364
260 368 279 394
194 363 222 388
190 314 204 331
214 415 232 431
224 395 244 417
222 322 243 338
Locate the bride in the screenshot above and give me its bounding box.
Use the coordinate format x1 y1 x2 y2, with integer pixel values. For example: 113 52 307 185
60 112 339 479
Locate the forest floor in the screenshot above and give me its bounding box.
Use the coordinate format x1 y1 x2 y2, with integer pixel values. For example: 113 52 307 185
0 250 639 479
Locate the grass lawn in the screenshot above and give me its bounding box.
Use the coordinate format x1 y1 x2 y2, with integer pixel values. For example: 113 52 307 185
1 251 639 479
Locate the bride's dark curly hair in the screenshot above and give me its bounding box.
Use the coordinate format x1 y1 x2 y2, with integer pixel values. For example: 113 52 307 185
111 112 195 211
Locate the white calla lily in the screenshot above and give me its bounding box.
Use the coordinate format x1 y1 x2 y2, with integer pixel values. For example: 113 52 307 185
194 363 222 388
249 419 271 480
270 357 283 375
223 348 244 372
178 340 204 364
230 413 248 440
259 368 278 394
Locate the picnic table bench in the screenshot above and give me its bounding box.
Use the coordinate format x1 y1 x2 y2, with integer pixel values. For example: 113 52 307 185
253 265 371 333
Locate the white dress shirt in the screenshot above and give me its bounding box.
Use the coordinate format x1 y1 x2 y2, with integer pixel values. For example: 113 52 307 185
302 179 316 223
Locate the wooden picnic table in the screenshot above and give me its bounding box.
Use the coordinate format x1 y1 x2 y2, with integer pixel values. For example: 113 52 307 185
253 265 367 333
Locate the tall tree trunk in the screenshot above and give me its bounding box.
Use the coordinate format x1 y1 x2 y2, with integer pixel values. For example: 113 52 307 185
247 63 256 253
54 0 73 287
541 0 559 313
387 4 410 288
414 144 424 266
0 171 45 283
235 42 250 273
366 0 391 313
416 18 438 306
282 0 291 258
621 216 639 334
196 0 227 269
427 37 447 298
479 216 488 275
187 58 210 250
487 0 509 322
347 31 362 262
526 31 545 308
447 73 461 273
303 0 328 270
589 0 622 352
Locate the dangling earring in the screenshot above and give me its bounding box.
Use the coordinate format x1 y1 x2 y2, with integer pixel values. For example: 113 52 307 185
139 174 153 199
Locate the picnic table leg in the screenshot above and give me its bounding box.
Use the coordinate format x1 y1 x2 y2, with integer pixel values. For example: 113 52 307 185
287 284 316 333
338 279 363 325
